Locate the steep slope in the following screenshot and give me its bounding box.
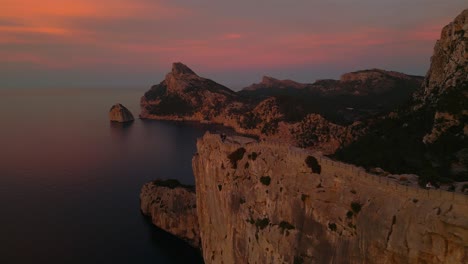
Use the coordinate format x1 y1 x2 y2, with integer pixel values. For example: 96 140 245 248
140 62 238 119
140 179 199 248
140 63 422 153
336 9 468 183
191 133 468 264
239 70 423 123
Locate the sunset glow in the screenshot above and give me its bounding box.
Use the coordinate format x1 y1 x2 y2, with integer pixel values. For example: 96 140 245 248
1 0 466 88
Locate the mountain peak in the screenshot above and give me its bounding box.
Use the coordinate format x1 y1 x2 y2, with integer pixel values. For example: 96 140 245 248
171 62 197 76
261 76 279 83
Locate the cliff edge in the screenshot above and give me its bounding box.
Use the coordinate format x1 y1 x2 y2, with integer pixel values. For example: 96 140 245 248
140 179 200 248
192 133 468 264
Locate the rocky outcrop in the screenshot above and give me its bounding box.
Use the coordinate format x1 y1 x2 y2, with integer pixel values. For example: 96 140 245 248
109 103 134 123
140 63 419 154
192 133 468 264
312 69 423 96
415 9 468 145
140 180 200 248
140 62 237 120
242 76 307 91
415 9 468 106
336 9 468 182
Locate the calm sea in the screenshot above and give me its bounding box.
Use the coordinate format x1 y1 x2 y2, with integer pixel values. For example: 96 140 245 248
0 88 222 264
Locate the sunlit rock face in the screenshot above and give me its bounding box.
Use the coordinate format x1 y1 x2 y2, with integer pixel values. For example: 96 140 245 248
109 103 134 123
415 9 468 106
140 62 237 120
414 9 468 176
192 133 468 264
140 180 200 248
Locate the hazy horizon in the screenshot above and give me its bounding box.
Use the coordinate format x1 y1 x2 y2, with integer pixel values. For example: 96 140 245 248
1 1 467 90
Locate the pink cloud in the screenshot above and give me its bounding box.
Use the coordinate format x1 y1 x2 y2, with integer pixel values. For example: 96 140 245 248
222 33 242 40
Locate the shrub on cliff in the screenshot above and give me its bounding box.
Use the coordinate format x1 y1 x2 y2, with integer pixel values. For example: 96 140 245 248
255 218 270 230
305 156 321 174
152 179 195 192
351 202 362 214
148 94 195 116
228 147 246 169
239 112 262 129
260 176 271 186
261 119 279 135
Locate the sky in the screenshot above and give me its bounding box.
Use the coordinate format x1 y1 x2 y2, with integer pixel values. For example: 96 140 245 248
0 0 466 90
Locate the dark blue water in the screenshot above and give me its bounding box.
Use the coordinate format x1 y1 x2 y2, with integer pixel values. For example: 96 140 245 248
0 88 221 263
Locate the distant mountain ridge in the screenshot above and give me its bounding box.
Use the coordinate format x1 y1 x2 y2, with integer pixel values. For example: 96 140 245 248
140 62 423 154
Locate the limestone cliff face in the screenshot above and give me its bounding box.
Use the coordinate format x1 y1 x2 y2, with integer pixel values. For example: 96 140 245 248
140 62 238 120
193 133 468 264
414 9 467 143
140 180 200 248
415 9 468 106
109 103 134 123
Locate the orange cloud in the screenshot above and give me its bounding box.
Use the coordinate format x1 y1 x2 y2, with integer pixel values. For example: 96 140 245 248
1 0 188 20
0 26 69 35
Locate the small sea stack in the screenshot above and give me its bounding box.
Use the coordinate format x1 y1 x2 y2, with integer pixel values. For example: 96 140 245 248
109 103 134 123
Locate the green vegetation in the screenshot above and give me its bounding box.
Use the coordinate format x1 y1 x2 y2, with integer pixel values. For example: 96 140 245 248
351 202 362 214
228 147 246 169
240 112 262 129
305 156 321 174
346 211 354 219
255 218 270 230
152 179 195 192
261 119 280 135
260 176 271 186
147 94 195 116
328 223 337 231
218 184 222 191
244 162 250 169
334 98 468 183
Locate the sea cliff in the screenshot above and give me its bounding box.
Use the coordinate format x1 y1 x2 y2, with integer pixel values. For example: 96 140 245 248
192 133 468 263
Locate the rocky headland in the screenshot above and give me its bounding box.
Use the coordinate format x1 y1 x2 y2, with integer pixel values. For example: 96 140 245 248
140 8 468 264
140 179 199 248
109 103 134 123
140 63 421 154
140 132 468 263
336 9 468 183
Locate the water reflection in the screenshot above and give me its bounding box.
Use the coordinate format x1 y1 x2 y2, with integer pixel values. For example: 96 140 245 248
110 121 134 140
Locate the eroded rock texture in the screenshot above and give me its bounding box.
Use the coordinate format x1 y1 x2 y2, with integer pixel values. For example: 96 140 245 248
109 103 134 123
192 133 468 264
140 180 200 248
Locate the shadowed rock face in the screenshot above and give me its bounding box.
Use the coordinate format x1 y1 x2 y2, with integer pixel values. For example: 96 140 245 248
109 103 134 123
140 180 200 248
335 9 468 182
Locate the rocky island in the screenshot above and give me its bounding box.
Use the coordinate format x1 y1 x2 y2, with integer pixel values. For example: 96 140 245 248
140 9 468 264
109 103 134 123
